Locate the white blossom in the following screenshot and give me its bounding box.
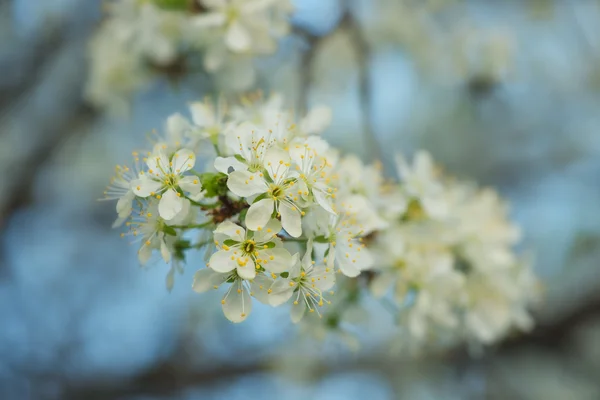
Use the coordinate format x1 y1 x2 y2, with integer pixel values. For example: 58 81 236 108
131 149 202 220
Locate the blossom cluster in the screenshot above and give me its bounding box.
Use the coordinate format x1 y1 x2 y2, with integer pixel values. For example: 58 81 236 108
87 0 292 113
103 94 538 348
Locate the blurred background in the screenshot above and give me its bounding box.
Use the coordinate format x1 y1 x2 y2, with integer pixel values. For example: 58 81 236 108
2 0 600 399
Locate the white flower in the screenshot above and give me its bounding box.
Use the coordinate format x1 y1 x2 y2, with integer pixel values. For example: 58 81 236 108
131 148 202 220
192 0 291 54
208 219 292 279
215 122 279 174
227 146 308 237
102 160 143 226
193 267 253 323
396 151 448 219
323 208 374 277
268 241 335 322
289 138 336 214
187 97 232 144
124 200 189 265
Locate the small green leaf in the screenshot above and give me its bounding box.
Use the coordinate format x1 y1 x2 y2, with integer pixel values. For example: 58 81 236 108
223 239 237 246
234 154 246 163
253 193 268 203
163 225 177 236
200 172 228 198
314 235 329 244
280 272 289 278
264 241 276 249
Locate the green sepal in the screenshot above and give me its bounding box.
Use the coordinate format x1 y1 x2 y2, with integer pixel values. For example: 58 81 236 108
264 241 276 249
280 271 289 278
152 0 189 11
223 239 237 246
163 225 178 236
200 172 228 198
314 235 329 244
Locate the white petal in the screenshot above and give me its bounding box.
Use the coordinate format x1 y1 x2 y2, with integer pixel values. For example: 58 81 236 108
260 247 292 273
227 170 267 197
172 149 196 174
191 12 226 28
290 302 306 323
138 245 152 265
222 281 252 323
203 43 226 72
245 198 274 231
214 156 247 174
263 146 290 182
280 202 302 238
179 175 202 194
208 249 238 273
214 221 245 242
301 106 332 134
159 189 184 220
166 113 191 141
160 239 171 263
237 258 256 280
131 178 162 197
116 192 134 217
165 266 175 292
192 268 228 293
189 102 215 127
269 279 294 306
146 152 170 176
250 274 274 304
225 21 252 52
253 218 281 242
313 189 335 214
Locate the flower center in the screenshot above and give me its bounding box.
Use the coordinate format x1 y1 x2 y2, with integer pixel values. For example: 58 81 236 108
242 240 255 254
269 184 285 199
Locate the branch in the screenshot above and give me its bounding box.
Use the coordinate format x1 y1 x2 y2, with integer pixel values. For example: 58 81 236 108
293 2 383 164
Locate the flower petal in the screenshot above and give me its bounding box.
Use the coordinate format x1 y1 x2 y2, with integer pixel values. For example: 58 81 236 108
189 101 215 127
225 21 252 52
263 146 290 182
250 273 274 305
222 280 252 323
313 188 335 214
158 189 184 220
290 301 306 323
253 218 281 242
160 239 171 263
245 198 274 231
214 221 245 242
208 249 238 273
191 12 226 29
179 175 202 194
214 156 247 174
260 247 292 273
280 202 302 237
146 152 170 177
227 170 266 197
131 177 162 197
301 106 332 134
172 149 196 174
269 279 294 306
192 268 228 293
236 257 256 280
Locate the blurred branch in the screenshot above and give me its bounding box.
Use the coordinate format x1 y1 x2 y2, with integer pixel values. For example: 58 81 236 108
61 288 600 399
294 1 383 164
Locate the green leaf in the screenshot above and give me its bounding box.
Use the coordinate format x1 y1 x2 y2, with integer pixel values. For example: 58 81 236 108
234 154 246 163
253 193 268 203
264 241 276 249
152 0 189 10
313 235 329 244
163 225 177 236
223 239 237 246
200 172 228 198
280 272 289 278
